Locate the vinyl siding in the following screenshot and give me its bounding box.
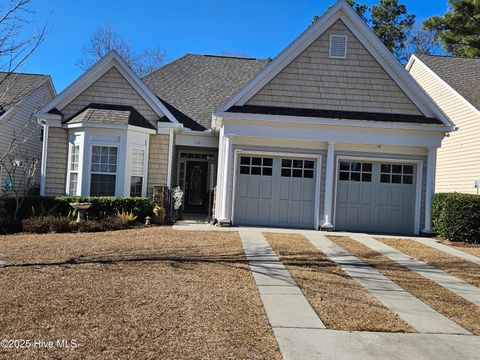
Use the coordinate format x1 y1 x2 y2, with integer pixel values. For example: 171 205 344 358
247 20 422 116
409 59 480 194
0 81 54 191
147 134 169 196
61 67 158 127
44 127 68 195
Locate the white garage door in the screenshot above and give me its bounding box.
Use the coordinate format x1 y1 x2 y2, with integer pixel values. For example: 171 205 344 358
234 155 316 229
335 160 416 234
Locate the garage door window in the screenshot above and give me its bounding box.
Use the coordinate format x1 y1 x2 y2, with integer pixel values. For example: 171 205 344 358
380 164 414 184
240 156 273 176
281 159 314 178
339 161 372 182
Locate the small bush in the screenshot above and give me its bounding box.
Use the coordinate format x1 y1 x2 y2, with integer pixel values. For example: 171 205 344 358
22 216 73 234
77 216 129 232
432 193 480 244
0 218 22 235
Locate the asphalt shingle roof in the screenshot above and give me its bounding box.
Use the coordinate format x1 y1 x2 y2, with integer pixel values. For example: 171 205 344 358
142 54 270 131
0 72 49 114
64 103 156 130
416 54 480 111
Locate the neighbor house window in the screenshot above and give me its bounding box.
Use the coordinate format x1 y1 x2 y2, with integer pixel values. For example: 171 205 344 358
69 145 80 195
130 148 145 197
90 146 117 196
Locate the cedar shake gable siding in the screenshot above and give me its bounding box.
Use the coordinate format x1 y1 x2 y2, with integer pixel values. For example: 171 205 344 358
246 20 422 116
60 67 160 128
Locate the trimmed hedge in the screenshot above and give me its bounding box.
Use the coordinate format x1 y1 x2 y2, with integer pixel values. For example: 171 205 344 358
432 193 480 244
0 196 154 222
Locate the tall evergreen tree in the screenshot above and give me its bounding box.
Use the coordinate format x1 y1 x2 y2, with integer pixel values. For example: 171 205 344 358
424 0 480 57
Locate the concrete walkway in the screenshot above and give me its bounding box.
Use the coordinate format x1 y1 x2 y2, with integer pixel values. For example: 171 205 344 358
411 237 480 266
238 230 325 329
349 234 480 306
304 233 469 335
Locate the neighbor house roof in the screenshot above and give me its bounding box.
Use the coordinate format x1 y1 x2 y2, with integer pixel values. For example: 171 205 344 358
416 54 480 112
142 54 270 131
0 72 50 115
64 103 156 130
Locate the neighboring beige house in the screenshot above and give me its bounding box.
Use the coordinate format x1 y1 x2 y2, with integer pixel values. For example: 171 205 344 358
407 55 480 194
37 0 454 235
0 72 56 192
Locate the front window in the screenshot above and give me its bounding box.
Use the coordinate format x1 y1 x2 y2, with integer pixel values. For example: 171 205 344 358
130 148 145 197
90 146 117 196
68 145 80 195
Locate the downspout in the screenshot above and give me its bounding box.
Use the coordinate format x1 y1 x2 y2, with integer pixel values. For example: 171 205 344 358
38 118 48 196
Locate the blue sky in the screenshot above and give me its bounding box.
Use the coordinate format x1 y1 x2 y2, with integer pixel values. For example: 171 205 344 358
21 0 449 91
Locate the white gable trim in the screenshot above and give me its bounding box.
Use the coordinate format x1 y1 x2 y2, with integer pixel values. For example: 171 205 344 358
407 54 480 121
217 0 453 128
37 51 179 125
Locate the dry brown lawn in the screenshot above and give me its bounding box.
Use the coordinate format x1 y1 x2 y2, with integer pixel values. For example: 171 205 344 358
440 241 480 257
0 228 281 360
377 237 480 288
329 236 480 335
264 233 413 333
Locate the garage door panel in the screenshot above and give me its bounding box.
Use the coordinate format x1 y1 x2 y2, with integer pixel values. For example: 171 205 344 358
303 182 314 201
234 155 316 229
335 160 416 235
279 180 290 201
348 184 360 204
248 179 260 198
260 180 273 200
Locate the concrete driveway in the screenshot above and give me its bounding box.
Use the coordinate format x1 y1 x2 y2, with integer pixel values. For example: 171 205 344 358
174 223 480 360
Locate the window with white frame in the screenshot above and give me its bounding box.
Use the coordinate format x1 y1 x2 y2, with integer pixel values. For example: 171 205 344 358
90 146 117 196
130 148 145 197
68 145 80 195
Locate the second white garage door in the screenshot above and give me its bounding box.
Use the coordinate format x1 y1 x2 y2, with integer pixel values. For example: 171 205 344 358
234 155 317 229
335 160 416 234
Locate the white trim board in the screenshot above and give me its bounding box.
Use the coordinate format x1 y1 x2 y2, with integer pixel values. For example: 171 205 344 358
216 0 452 128
37 50 179 125
230 148 323 229
332 155 423 235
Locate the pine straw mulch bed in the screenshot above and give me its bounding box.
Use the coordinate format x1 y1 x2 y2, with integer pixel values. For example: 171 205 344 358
328 236 480 335
0 228 281 360
376 237 480 288
263 232 414 333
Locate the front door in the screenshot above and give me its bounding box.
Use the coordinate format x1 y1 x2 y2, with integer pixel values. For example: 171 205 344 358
184 161 209 212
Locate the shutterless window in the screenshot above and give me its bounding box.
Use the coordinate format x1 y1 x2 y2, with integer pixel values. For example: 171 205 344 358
339 161 372 182
329 35 348 58
69 145 80 195
90 146 117 196
281 159 314 178
130 149 145 197
380 164 414 184
240 156 273 176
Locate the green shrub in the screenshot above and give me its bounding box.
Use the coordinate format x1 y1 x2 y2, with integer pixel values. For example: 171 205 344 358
0 196 153 222
432 193 480 244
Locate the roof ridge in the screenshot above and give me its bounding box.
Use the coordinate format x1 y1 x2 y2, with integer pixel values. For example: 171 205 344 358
417 54 480 61
0 71 50 77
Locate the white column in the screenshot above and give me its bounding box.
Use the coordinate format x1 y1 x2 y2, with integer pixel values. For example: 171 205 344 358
166 128 174 188
219 135 232 223
214 128 225 220
39 122 49 196
322 141 335 230
423 148 437 234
